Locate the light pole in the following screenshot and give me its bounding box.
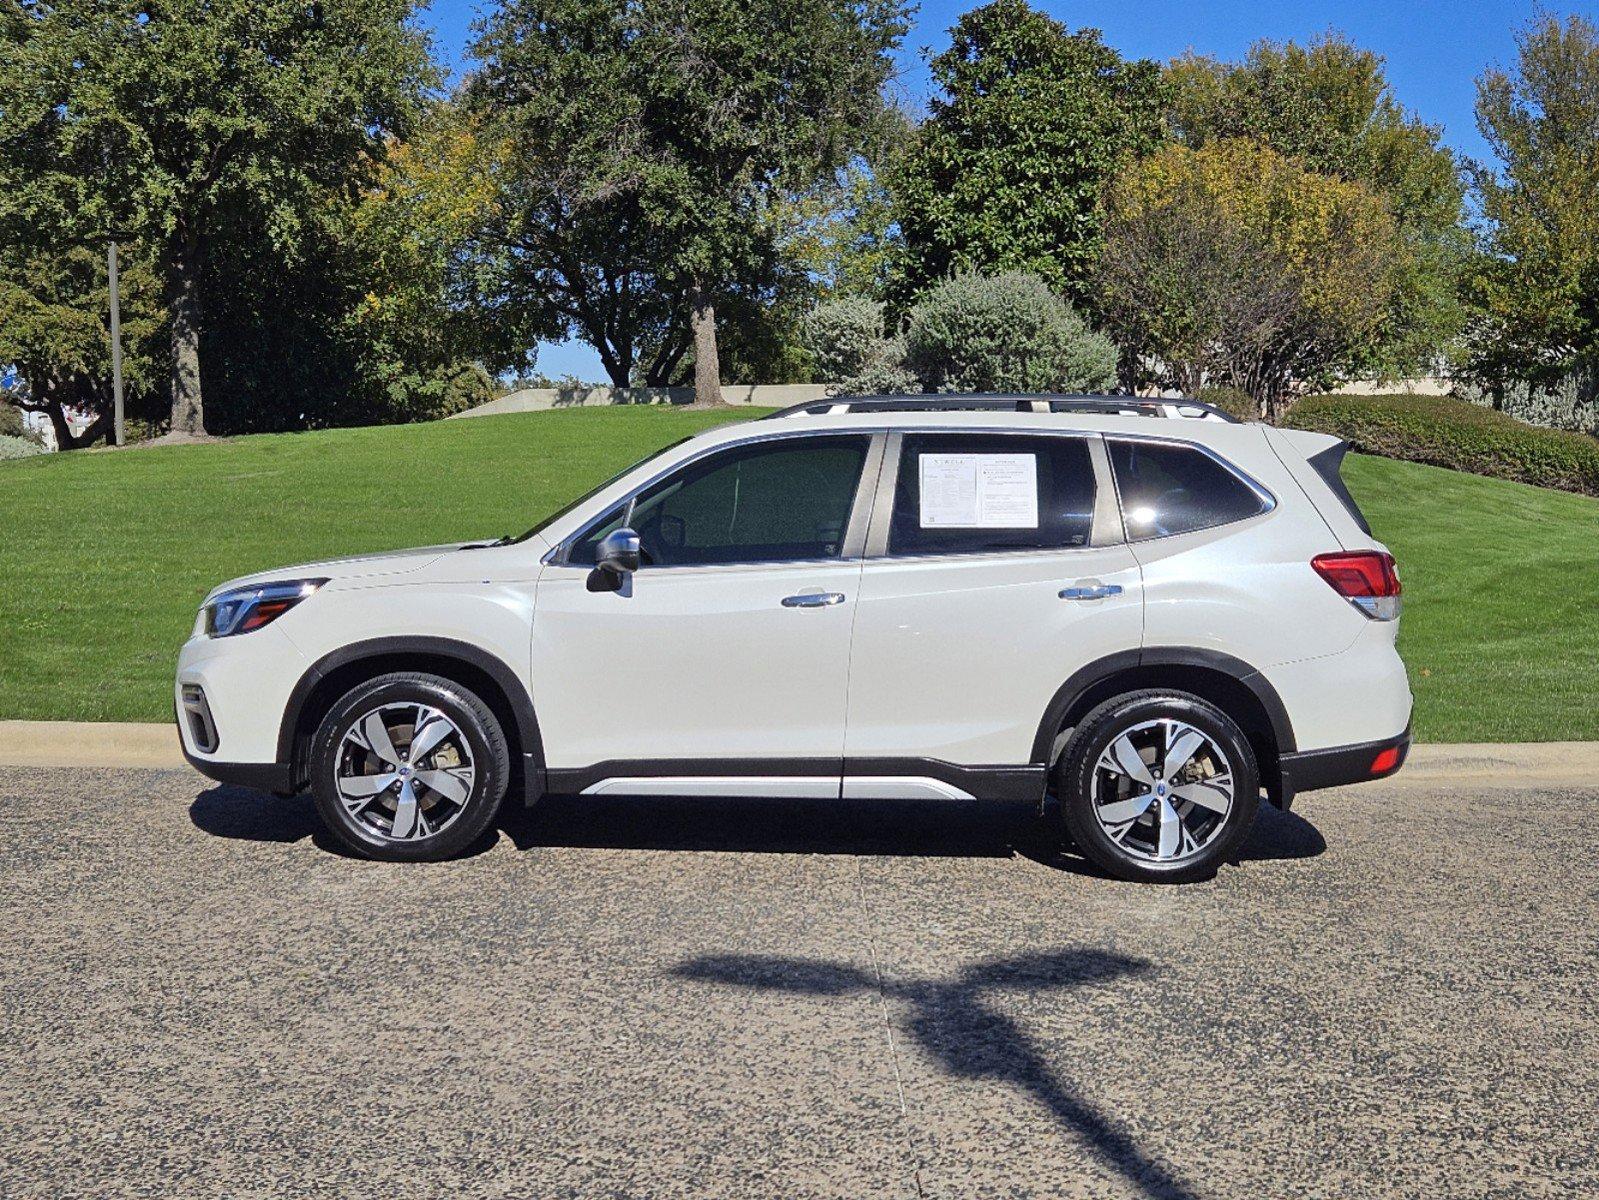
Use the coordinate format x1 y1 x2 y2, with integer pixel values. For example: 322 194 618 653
107 238 125 446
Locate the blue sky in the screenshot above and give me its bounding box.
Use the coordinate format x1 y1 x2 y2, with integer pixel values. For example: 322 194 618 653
418 0 1581 382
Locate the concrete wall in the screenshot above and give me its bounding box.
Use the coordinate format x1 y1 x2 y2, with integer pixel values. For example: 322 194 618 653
1326 377 1452 397
451 383 832 419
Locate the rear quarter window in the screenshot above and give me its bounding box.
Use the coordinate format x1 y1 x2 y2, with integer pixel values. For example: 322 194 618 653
1108 439 1270 540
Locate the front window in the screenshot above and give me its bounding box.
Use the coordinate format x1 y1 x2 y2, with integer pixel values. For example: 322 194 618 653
568 435 872 567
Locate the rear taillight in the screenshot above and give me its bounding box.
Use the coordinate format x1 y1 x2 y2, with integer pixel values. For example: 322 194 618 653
1311 550 1402 621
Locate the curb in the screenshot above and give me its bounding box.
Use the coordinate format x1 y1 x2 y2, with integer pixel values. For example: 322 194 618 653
0 720 186 770
0 720 1595 787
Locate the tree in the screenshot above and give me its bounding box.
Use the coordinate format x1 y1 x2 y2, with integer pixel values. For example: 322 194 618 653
890 0 1165 307
0 236 163 447
471 0 909 406
0 0 433 436
1466 14 1599 396
1165 34 1467 378
903 271 1117 394
1098 141 1403 416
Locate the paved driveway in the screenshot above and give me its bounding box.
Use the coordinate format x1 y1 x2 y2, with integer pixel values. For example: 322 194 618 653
1 765 1594 1199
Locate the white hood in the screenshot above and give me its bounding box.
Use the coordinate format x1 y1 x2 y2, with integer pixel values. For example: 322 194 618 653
203 542 475 602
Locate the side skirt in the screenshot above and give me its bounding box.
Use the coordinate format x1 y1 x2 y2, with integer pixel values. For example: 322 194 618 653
544 758 1047 803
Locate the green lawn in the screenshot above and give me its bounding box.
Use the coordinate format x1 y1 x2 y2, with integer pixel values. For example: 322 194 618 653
1 408 1594 741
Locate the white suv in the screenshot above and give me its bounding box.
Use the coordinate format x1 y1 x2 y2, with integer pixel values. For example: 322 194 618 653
176 395 1411 881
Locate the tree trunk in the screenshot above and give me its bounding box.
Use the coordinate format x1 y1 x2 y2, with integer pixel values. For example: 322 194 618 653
168 235 206 435
687 284 724 407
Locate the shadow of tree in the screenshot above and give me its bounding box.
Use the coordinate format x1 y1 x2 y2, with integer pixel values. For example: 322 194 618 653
674 948 1201 1200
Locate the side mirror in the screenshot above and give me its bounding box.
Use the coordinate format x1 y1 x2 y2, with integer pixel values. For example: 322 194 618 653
587 527 640 593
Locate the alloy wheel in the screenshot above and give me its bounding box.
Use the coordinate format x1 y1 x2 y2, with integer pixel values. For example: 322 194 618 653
1090 718 1235 863
334 703 476 842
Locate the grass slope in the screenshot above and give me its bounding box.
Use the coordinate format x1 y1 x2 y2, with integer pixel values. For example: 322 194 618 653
1342 454 1599 742
1 409 1594 740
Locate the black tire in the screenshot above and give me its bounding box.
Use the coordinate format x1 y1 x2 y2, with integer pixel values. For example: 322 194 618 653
310 671 511 862
1054 689 1260 883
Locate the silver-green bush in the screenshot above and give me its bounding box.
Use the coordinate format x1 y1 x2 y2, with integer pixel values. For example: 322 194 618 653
904 271 1117 394
0 433 47 461
801 297 916 394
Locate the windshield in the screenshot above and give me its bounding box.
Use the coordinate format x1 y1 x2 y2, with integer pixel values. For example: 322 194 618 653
495 437 693 546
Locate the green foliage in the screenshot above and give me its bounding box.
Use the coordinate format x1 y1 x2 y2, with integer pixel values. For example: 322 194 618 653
903 271 1117 394
0 236 166 444
1465 14 1599 392
1166 33 1467 377
0 404 31 440
0 433 46 461
0 0 435 433
470 0 909 387
1284 393 1599 496
800 296 913 393
1099 141 1402 414
802 297 889 382
1196 387 1261 422
890 0 1165 306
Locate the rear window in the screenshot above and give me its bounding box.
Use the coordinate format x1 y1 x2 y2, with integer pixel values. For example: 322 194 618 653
888 433 1096 556
1108 439 1269 540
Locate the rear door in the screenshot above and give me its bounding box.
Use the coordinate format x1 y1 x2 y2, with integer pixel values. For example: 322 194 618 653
842 431 1143 793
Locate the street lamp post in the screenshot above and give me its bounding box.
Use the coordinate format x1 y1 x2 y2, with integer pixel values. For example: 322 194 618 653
107 238 125 446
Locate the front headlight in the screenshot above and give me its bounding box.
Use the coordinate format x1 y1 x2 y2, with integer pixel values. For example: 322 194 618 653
202 578 328 638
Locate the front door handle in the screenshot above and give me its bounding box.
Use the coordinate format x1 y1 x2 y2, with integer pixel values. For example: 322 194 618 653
1060 583 1124 601
782 592 846 608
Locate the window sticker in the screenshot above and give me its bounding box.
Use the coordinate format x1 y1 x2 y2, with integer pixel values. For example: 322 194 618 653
918 454 1039 528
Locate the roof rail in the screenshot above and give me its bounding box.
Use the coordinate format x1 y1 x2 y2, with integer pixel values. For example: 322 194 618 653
761 393 1238 423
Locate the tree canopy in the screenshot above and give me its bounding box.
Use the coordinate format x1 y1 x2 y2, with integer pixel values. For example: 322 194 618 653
890 0 1165 307
1099 140 1403 414
1466 14 1599 395
1165 34 1466 378
0 0 434 435
470 0 909 402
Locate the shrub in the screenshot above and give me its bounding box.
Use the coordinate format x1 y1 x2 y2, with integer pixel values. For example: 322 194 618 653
1284 393 1599 496
0 402 35 441
1197 386 1261 422
904 271 1117 394
0 433 46 462
801 298 916 394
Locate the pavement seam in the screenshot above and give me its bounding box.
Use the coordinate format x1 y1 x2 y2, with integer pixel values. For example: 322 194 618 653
854 856 928 1200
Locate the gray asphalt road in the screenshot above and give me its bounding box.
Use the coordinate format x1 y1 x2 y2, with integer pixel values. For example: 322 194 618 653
2 766 1594 1200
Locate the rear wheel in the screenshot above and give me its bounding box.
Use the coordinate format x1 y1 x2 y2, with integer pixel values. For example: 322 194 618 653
1055 690 1259 883
310 672 510 861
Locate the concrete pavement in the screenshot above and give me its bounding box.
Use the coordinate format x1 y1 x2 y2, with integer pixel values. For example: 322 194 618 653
1 763 1594 1198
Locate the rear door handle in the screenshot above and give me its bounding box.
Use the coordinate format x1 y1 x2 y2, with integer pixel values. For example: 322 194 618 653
781 592 846 608
1059 583 1123 601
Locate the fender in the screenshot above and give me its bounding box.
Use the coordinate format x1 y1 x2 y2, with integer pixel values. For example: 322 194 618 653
1030 647 1297 764
278 636 546 801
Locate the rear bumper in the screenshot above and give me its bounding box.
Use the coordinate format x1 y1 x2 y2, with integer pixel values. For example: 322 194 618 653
1278 724 1411 804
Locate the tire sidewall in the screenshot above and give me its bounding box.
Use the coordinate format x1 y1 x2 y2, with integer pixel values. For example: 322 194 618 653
310 674 509 862
1059 692 1260 883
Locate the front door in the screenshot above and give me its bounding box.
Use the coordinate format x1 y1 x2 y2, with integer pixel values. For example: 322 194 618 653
843 431 1144 789
532 432 879 788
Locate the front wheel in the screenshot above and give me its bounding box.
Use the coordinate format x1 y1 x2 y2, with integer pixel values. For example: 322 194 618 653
1054 690 1260 883
310 672 511 862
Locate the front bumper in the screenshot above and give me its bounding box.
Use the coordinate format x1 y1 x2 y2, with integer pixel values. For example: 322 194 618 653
180 737 294 793
1277 723 1411 805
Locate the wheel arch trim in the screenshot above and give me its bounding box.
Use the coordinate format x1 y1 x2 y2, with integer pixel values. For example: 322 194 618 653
278 636 545 800
1030 648 1297 766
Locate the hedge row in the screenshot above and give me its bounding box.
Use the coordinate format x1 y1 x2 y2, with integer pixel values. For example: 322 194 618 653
1283 393 1599 497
